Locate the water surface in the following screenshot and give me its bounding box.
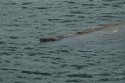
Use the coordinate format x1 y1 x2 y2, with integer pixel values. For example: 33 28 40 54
0 0 125 83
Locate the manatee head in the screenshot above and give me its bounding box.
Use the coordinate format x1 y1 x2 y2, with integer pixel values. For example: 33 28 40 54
40 37 57 42
40 34 66 42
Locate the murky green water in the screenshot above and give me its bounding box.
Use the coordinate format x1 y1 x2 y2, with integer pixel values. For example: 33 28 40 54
0 0 125 83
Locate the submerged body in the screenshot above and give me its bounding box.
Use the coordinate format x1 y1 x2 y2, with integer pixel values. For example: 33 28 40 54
40 23 119 42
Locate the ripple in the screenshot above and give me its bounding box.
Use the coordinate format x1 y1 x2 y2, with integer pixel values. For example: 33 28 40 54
9 36 19 39
67 73 92 78
60 19 79 23
116 72 125 76
66 79 83 82
97 77 125 82
96 72 112 76
51 57 63 60
0 78 3 82
27 15 37 18
70 11 84 14
56 49 69 53
82 3 95 6
102 3 110 6
64 1 76 4
21 2 32 5
47 51 60 54
28 52 45 56
0 52 10 55
112 4 122 8
34 7 50 10
24 47 33 50
47 18 61 22
103 0 116 2
21 70 52 76
2 24 20 27
17 76 26 79
64 14 75 17
0 68 18 71
70 65 86 70
14 81 23 83
4 2 17 5
98 78 110 81
33 77 42 80
78 16 85 18
8 46 18 51
78 50 93 53
21 6 28 9
0 41 6 44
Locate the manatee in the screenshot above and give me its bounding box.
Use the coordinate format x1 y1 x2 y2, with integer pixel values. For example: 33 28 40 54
40 22 120 42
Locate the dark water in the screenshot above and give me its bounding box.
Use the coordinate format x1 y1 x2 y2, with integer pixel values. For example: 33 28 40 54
0 0 125 83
